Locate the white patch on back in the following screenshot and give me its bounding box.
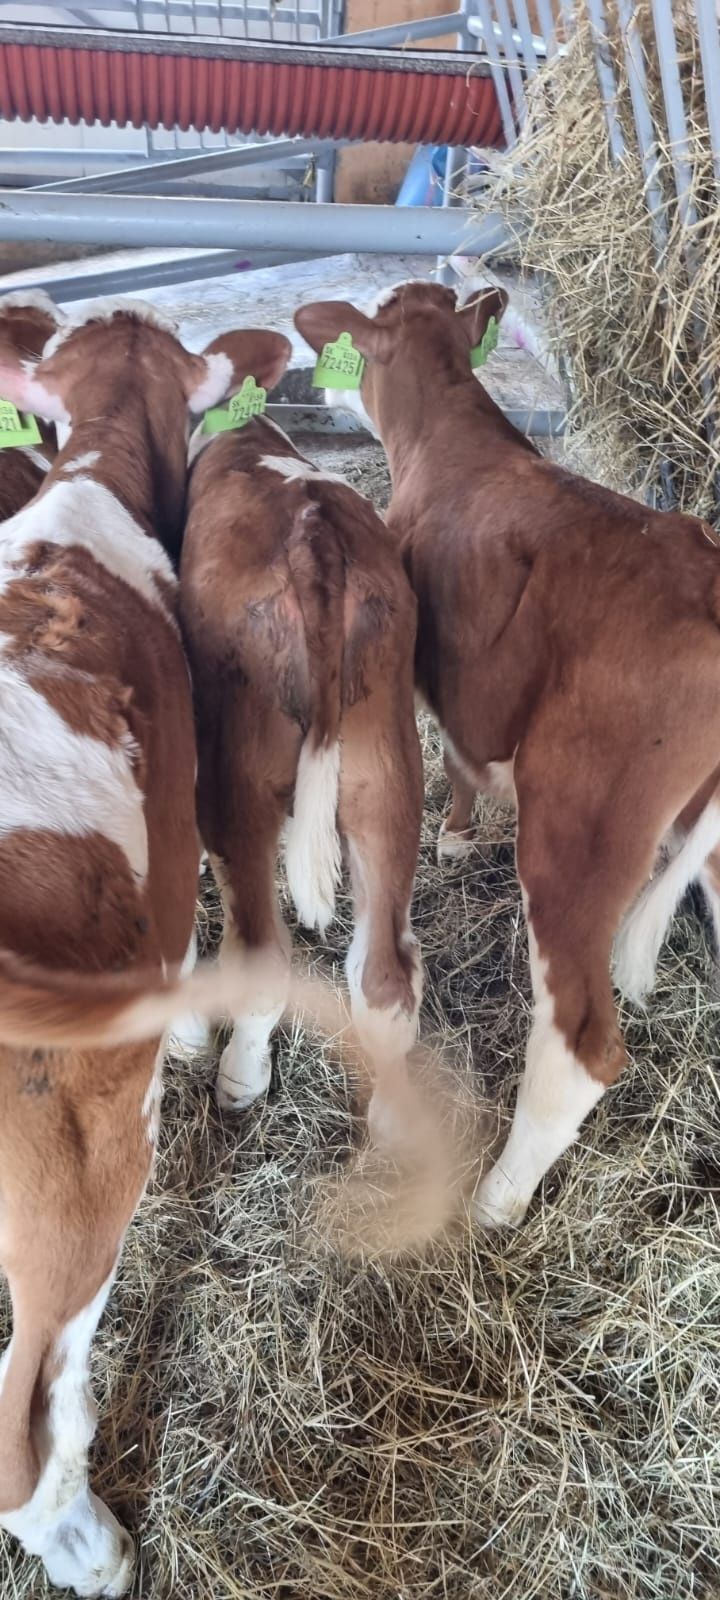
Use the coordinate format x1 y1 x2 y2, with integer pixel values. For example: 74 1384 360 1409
0 477 176 616
62 450 100 475
259 453 345 485
0 665 148 881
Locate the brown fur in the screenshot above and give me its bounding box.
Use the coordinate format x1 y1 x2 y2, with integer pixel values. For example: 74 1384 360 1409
295 282 720 1219
0 305 231 1577
181 396 423 1108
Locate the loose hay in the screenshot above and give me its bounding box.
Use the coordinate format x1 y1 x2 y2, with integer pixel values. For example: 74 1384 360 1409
2 694 719 1599
470 2 720 518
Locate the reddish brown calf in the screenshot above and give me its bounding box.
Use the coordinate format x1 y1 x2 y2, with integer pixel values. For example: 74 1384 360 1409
0 297 270 1597
180 330 423 1137
0 291 59 516
296 281 720 1228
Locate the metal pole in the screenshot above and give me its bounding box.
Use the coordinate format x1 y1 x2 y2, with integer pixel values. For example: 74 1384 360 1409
616 0 666 252
473 0 518 147
0 191 512 257
492 0 527 128
695 0 720 191
584 0 625 165
314 148 336 204
320 13 464 46
32 137 343 195
2 250 327 305
438 0 469 286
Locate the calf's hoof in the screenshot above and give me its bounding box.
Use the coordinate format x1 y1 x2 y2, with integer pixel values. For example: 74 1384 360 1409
473 1166 530 1231
437 822 478 865
215 1039 271 1113
41 1492 134 1598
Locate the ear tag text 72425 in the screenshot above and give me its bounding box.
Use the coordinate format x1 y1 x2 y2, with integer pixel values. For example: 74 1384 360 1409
312 332 365 391
470 315 499 371
202 375 267 435
0 397 42 449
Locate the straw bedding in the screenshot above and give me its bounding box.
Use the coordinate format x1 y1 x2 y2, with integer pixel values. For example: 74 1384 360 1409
471 1 720 520
2 687 718 1598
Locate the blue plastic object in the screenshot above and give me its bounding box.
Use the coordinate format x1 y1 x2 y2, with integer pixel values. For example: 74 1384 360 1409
396 145 449 207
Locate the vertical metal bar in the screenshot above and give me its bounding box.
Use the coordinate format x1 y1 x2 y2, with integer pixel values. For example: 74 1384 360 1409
652 0 719 506
476 0 517 146
616 0 666 245
696 0 720 190
437 0 470 285
494 0 527 126
534 0 557 59
585 0 625 164
511 0 540 74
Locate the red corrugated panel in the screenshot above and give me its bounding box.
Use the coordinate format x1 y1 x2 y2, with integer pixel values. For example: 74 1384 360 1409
0 41 503 146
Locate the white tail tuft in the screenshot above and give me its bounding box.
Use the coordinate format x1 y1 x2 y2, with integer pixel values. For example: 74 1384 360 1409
614 799 720 1003
285 738 342 934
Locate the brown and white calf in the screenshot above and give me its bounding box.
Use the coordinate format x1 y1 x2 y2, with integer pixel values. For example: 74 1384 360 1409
0 297 265 1597
0 291 59 515
296 281 720 1228
180 329 423 1138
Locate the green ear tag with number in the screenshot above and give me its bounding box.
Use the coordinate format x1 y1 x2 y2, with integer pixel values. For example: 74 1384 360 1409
312 331 365 391
470 315 499 370
0 397 42 449
202 375 267 435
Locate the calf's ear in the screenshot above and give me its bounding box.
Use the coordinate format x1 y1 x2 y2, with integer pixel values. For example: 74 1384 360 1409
294 300 389 362
456 286 509 349
184 329 293 413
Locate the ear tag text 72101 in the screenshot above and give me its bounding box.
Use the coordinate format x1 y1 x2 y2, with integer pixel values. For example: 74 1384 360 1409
0 397 42 449
202 375 267 435
312 331 365 391
470 315 499 371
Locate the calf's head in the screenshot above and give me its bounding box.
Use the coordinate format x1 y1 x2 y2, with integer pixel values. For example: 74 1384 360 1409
294 280 508 440
0 298 290 556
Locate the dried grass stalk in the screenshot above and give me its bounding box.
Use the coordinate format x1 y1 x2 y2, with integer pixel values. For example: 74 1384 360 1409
472 1 720 517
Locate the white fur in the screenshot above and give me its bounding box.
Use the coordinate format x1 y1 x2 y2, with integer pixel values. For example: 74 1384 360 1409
285 738 342 935
614 800 720 1003
168 929 210 1054
474 923 604 1229
0 477 176 618
436 820 477 863
41 296 178 362
216 997 284 1112
0 665 148 881
259 452 345 484
187 350 233 414
0 288 63 320
141 1041 165 1148
0 1272 134 1598
366 283 402 313
442 730 517 806
345 889 423 1149
62 450 101 475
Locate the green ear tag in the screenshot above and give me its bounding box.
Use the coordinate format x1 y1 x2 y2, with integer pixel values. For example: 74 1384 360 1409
312 331 365 391
0 397 42 449
470 315 499 370
202 375 267 435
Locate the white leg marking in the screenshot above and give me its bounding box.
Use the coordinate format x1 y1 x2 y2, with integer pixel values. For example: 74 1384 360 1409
614 800 720 1002
0 666 148 882
346 889 423 1150
168 928 210 1053
474 923 604 1229
0 1273 134 1598
700 857 720 955
285 737 341 935
211 861 286 1113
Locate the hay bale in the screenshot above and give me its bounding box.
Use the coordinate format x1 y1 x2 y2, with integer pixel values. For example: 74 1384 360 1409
471 2 720 518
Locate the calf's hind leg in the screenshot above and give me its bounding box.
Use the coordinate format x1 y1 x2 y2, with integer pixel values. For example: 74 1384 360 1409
0 1040 157 1596
204 707 301 1113
339 701 424 1146
475 731 669 1229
